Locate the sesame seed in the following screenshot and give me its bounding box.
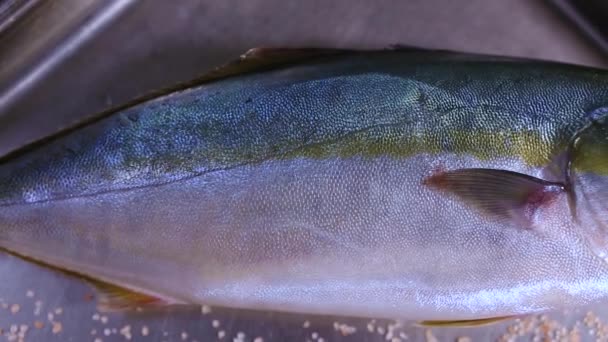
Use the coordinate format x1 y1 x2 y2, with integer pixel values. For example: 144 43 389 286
425 329 438 342
33 301 42 316
120 325 132 340
51 322 62 334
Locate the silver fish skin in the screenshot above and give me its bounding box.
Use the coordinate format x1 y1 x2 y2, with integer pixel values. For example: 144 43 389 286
1 49 608 321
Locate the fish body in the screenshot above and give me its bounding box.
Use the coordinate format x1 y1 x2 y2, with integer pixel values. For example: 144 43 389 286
1 49 608 321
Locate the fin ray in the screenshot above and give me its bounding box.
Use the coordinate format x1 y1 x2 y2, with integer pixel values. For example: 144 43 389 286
87 279 173 312
424 168 565 226
418 316 516 327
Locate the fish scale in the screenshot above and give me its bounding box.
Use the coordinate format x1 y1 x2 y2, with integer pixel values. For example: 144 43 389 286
1 48 608 323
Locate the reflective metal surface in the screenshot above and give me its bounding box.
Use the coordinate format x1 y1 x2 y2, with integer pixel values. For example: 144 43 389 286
548 0 608 55
0 0 41 34
0 0 135 154
0 1 607 341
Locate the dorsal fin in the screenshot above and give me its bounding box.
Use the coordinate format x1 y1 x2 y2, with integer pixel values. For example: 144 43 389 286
197 47 351 83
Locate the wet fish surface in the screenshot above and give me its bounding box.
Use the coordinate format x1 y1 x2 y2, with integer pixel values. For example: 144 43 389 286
1 48 608 323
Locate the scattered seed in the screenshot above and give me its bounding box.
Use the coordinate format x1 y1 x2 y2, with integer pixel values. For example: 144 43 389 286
334 322 357 336
51 322 62 334
120 325 132 340
367 320 376 333
18 324 28 339
425 329 438 342
33 301 42 316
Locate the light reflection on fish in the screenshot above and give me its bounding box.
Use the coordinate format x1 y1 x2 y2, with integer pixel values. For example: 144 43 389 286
1 48 608 325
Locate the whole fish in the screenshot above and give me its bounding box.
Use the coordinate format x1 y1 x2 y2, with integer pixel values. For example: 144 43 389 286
1 48 608 324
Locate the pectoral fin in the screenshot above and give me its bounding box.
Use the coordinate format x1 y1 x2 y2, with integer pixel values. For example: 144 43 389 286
418 316 516 328
424 168 565 226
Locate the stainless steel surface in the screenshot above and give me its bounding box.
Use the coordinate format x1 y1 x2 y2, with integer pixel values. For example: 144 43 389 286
0 0 135 132
548 0 608 55
0 0 41 34
0 1 607 341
